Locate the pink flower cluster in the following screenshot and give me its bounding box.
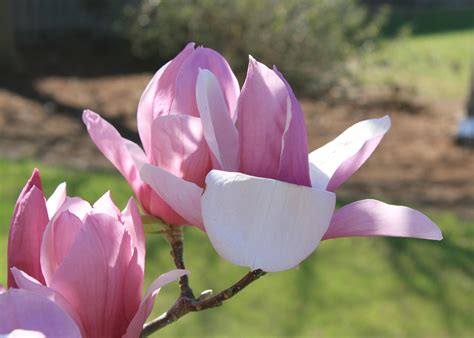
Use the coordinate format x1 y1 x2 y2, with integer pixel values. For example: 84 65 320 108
2 43 442 337
3 169 186 337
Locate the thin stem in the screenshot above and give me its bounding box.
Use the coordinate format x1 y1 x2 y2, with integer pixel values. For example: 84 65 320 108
161 224 195 299
143 216 195 299
140 269 266 337
193 269 266 310
169 239 194 299
141 217 266 336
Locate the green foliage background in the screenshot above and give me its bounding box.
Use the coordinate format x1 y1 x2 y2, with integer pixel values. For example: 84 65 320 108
121 0 388 94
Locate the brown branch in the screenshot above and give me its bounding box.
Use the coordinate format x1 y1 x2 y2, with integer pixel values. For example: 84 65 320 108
169 239 194 299
141 219 266 336
192 269 266 310
161 224 195 299
140 269 266 337
143 218 195 299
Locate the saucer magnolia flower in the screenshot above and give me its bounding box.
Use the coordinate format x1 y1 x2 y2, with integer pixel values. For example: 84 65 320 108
7 170 187 338
142 56 442 273
0 288 81 338
83 42 239 228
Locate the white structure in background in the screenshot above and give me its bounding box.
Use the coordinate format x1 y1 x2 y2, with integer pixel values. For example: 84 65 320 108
457 68 474 146
457 117 474 139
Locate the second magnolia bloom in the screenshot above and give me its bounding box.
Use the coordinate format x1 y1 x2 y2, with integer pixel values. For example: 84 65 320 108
140 49 442 272
7 170 187 338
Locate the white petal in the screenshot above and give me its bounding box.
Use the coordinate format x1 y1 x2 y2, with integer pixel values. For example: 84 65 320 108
46 183 66 219
140 164 204 229
196 68 239 171
309 116 391 190
202 170 336 272
7 329 46 338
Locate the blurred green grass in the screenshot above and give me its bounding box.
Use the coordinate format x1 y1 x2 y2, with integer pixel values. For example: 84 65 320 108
1 159 472 337
355 8 474 100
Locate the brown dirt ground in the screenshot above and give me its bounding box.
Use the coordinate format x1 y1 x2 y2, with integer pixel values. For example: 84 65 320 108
0 74 473 219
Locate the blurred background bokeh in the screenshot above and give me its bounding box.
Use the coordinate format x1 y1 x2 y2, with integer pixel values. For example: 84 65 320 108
1 0 473 336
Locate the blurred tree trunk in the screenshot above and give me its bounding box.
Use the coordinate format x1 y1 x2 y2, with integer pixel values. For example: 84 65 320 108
0 0 17 70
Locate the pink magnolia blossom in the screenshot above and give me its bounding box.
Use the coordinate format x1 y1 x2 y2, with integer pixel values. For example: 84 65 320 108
141 56 442 272
0 288 81 338
83 43 239 228
7 170 187 337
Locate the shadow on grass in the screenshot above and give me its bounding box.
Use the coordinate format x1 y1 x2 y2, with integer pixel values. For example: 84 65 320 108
384 235 473 332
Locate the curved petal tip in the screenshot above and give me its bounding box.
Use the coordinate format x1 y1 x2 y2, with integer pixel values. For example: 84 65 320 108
323 199 443 241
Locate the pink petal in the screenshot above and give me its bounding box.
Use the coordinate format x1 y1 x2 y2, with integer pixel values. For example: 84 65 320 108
0 288 81 338
83 110 183 223
140 164 204 230
40 211 83 285
137 43 195 154
124 269 188 338
322 199 443 241
273 66 311 187
8 185 48 287
46 183 66 219
53 196 92 221
149 114 211 186
50 214 136 338
8 169 44 287
237 57 288 181
309 116 391 191
138 184 187 225
11 268 85 335
121 198 146 271
82 109 143 196
122 249 143 323
171 46 240 119
124 138 147 171
196 68 239 171
14 169 43 206
10 169 43 219
92 191 120 217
